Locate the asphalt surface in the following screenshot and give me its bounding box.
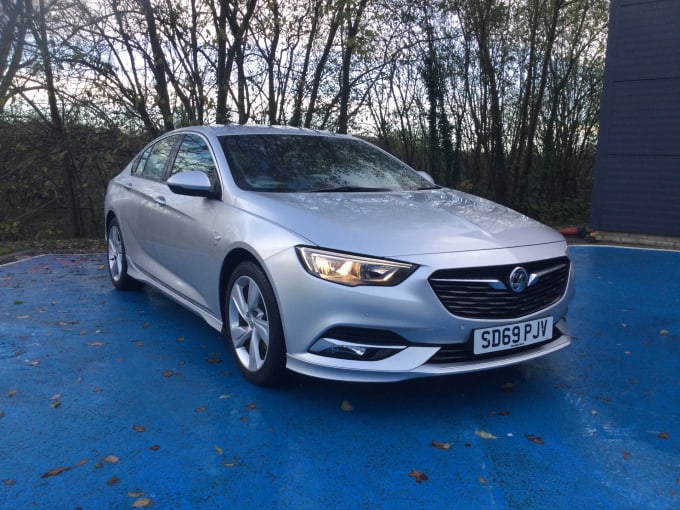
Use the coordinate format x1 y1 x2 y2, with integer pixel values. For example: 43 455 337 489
1 246 678 509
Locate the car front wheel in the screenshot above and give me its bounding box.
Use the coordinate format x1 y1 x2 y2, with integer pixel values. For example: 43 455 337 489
107 218 143 291
226 262 286 386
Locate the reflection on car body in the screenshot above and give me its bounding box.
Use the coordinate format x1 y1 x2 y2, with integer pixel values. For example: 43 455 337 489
104 125 574 385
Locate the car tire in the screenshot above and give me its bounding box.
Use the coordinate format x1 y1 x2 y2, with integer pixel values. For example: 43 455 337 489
226 261 286 386
107 218 144 291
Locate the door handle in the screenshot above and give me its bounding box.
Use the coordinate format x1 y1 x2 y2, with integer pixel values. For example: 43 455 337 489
154 196 166 206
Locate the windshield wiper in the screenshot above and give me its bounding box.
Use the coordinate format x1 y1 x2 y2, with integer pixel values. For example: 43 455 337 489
307 186 394 193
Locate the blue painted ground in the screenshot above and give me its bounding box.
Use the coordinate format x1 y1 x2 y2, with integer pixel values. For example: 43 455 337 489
0 246 678 509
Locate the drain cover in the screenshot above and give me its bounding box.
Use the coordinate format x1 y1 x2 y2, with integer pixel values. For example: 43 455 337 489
0 341 23 359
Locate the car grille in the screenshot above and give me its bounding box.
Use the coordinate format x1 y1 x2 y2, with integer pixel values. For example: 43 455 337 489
428 256 570 320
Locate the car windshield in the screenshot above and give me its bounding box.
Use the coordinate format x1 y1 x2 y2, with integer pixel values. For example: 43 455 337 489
219 134 436 192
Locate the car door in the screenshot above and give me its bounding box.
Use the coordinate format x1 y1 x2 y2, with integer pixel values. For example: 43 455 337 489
116 135 179 276
144 133 222 310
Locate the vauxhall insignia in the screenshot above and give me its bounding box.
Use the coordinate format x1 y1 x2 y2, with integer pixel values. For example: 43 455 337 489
508 267 529 293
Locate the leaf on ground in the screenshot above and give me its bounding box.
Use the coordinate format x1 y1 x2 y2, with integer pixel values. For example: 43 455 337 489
408 469 429 483
526 434 545 445
218 394 231 400
103 455 119 463
93 387 103 393
430 440 452 450
475 430 498 440
176 337 185 343
195 406 207 413
206 358 222 364
132 425 146 432
3 479 16 486
478 476 487 485
0 412 4 419
28 359 40 366
223 457 238 467
622 451 631 460
214 445 223 456
240 417 248 423
135 341 144 347
51 401 61 409
149 445 160 451
87 342 106 347
128 491 144 497
132 498 154 508
106 476 120 486
163 370 174 378
500 382 515 393
246 403 257 411
75 459 88 467
658 432 670 440
7 389 18 397
41 466 70 479
50 394 62 401
659 329 669 335
140 322 152 329
340 400 353 411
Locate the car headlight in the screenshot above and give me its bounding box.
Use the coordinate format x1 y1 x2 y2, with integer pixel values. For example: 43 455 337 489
296 247 416 287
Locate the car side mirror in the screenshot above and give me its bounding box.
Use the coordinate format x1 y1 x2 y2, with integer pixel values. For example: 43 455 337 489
167 171 217 198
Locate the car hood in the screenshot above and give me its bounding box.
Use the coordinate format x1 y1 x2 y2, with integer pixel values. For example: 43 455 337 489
235 189 564 257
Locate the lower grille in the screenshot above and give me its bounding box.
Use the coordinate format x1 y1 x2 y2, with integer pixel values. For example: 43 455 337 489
429 257 570 320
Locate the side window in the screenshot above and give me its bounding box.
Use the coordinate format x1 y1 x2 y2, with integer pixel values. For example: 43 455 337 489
140 136 177 180
169 134 218 186
131 146 152 176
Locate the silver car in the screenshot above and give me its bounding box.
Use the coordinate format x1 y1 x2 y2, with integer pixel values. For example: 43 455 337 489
105 125 574 385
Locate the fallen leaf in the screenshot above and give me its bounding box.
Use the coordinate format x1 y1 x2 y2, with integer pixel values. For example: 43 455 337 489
2 480 16 486
75 459 88 467
7 389 18 397
206 358 222 364
340 400 354 411
525 434 544 445
135 341 144 346
430 441 452 450
41 466 70 479
106 476 120 486
622 451 631 460
624 351 631 355
240 417 248 422
176 337 185 343
195 406 207 413
87 342 106 347
215 445 224 456
50 394 62 401
478 476 487 485
500 382 515 393
0 412 4 419
163 370 174 378
408 469 429 483
659 329 669 335
132 425 146 432
219 394 231 400
591 409 598 415
132 498 154 508
658 432 670 440
28 360 40 366
246 403 257 411
103 455 119 464
93 388 103 393
140 322 152 329
475 430 498 440
14 300 23 305
223 457 238 467
149 445 160 452
128 491 144 497
51 401 61 409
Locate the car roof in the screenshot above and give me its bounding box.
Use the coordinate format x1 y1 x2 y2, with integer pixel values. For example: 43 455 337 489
174 124 346 138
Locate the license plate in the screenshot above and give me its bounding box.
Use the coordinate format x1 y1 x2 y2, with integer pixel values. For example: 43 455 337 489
473 316 553 355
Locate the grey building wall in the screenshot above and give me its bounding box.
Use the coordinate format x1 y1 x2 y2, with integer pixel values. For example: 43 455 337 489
590 0 680 237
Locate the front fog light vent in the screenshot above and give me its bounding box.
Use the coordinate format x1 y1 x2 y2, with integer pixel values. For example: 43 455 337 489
309 338 405 361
